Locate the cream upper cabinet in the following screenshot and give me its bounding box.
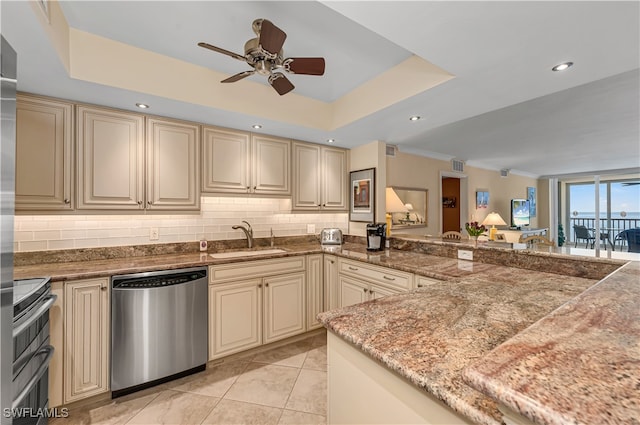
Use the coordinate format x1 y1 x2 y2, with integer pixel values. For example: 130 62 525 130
64 277 110 404
146 117 200 210
76 105 145 209
202 126 251 193
307 254 324 330
202 127 290 195
15 94 73 211
292 142 347 211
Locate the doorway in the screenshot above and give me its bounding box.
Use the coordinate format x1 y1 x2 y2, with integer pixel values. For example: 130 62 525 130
440 172 468 234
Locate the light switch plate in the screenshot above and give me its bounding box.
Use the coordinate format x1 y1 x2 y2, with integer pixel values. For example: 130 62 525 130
149 227 159 240
307 224 316 234
457 250 473 261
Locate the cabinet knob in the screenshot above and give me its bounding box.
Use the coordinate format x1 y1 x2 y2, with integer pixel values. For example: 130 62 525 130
363 288 368 293
258 283 262 288
265 283 269 287
330 260 335 264
246 186 251 192
147 201 153 205
101 286 107 291
253 186 257 191
64 198 70 204
322 203 326 207
137 200 143 205
417 283 424 288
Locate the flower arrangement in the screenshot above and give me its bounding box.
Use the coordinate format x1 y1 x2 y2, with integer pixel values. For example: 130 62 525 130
465 221 486 237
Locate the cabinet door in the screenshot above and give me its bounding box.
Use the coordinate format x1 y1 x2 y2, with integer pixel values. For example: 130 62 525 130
147 118 200 210
292 142 321 210
202 126 251 193
263 272 305 344
324 255 339 311
76 106 144 209
16 95 73 211
252 134 290 195
209 279 262 360
369 283 400 300
64 278 110 403
321 147 348 210
306 254 324 330
338 275 368 308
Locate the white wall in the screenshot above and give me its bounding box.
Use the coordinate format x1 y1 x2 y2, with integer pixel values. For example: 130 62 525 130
14 197 348 252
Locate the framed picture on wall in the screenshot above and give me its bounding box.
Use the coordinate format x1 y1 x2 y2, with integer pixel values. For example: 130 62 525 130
350 168 375 222
476 190 489 209
527 187 537 217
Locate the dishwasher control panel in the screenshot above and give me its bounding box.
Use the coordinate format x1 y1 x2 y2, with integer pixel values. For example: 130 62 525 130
112 269 207 289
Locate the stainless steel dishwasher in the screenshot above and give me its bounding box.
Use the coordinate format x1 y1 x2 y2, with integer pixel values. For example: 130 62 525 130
111 267 207 398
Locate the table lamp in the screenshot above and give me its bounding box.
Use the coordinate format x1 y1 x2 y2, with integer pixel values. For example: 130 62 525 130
404 203 413 221
482 212 507 241
385 188 409 238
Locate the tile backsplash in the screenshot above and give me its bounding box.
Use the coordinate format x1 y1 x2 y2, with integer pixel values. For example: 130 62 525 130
14 197 349 252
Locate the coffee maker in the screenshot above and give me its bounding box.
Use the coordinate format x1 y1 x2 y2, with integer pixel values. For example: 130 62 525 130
366 223 387 251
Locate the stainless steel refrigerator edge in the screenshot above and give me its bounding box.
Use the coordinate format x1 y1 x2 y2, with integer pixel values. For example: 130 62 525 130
1 35 17 425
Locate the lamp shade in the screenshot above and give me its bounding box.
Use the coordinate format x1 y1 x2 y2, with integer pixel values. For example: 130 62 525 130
386 188 408 213
482 212 507 226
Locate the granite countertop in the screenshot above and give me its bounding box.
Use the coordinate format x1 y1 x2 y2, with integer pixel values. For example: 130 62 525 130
317 269 598 425
463 260 640 425
14 242 498 282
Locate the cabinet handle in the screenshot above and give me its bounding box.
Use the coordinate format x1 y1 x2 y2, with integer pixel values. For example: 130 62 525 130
417 283 424 288
383 276 396 281
258 283 262 288
348 266 358 271
64 198 70 204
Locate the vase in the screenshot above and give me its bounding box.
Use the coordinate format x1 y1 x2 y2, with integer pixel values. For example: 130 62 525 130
471 236 478 247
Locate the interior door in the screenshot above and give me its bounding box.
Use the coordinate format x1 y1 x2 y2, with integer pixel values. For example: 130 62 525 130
442 177 461 232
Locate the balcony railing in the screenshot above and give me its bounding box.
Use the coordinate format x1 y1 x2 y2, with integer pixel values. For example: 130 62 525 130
568 217 640 248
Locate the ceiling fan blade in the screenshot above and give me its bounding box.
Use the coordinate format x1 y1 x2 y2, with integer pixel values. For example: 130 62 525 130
198 42 245 61
268 72 294 96
285 57 325 75
221 70 255 83
259 19 287 55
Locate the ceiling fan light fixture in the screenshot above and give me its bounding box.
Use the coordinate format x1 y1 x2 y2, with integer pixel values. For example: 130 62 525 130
409 115 421 121
552 61 573 72
135 103 149 109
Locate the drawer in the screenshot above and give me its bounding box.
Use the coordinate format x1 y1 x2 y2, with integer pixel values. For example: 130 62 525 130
415 275 443 288
338 258 413 291
210 256 306 284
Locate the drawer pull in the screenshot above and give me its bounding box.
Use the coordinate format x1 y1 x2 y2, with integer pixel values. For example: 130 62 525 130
348 266 359 271
417 283 424 288
258 284 262 288
383 276 396 281
363 288 368 293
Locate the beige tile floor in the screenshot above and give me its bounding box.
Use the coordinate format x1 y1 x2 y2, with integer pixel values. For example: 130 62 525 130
54 332 327 425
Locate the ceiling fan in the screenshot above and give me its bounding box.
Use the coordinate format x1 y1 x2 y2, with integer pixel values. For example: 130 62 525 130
198 18 325 96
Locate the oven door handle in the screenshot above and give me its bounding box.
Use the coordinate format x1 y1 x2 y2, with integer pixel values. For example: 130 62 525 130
13 294 57 338
12 345 55 410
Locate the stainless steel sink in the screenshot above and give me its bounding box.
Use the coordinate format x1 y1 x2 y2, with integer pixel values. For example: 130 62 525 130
209 249 286 259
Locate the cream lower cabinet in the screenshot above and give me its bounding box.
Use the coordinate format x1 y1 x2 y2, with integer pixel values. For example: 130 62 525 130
337 258 413 308
208 256 306 360
306 254 324 331
324 254 339 311
64 277 110 404
16 94 74 211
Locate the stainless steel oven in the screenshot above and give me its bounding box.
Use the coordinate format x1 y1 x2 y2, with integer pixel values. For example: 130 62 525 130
12 278 55 425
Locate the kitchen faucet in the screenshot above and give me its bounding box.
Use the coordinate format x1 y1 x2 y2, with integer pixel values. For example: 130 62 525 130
232 221 254 248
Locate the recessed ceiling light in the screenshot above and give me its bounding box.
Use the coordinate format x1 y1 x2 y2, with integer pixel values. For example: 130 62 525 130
327 138 335 143
552 62 573 72
135 103 149 109
409 115 421 121
252 124 262 129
